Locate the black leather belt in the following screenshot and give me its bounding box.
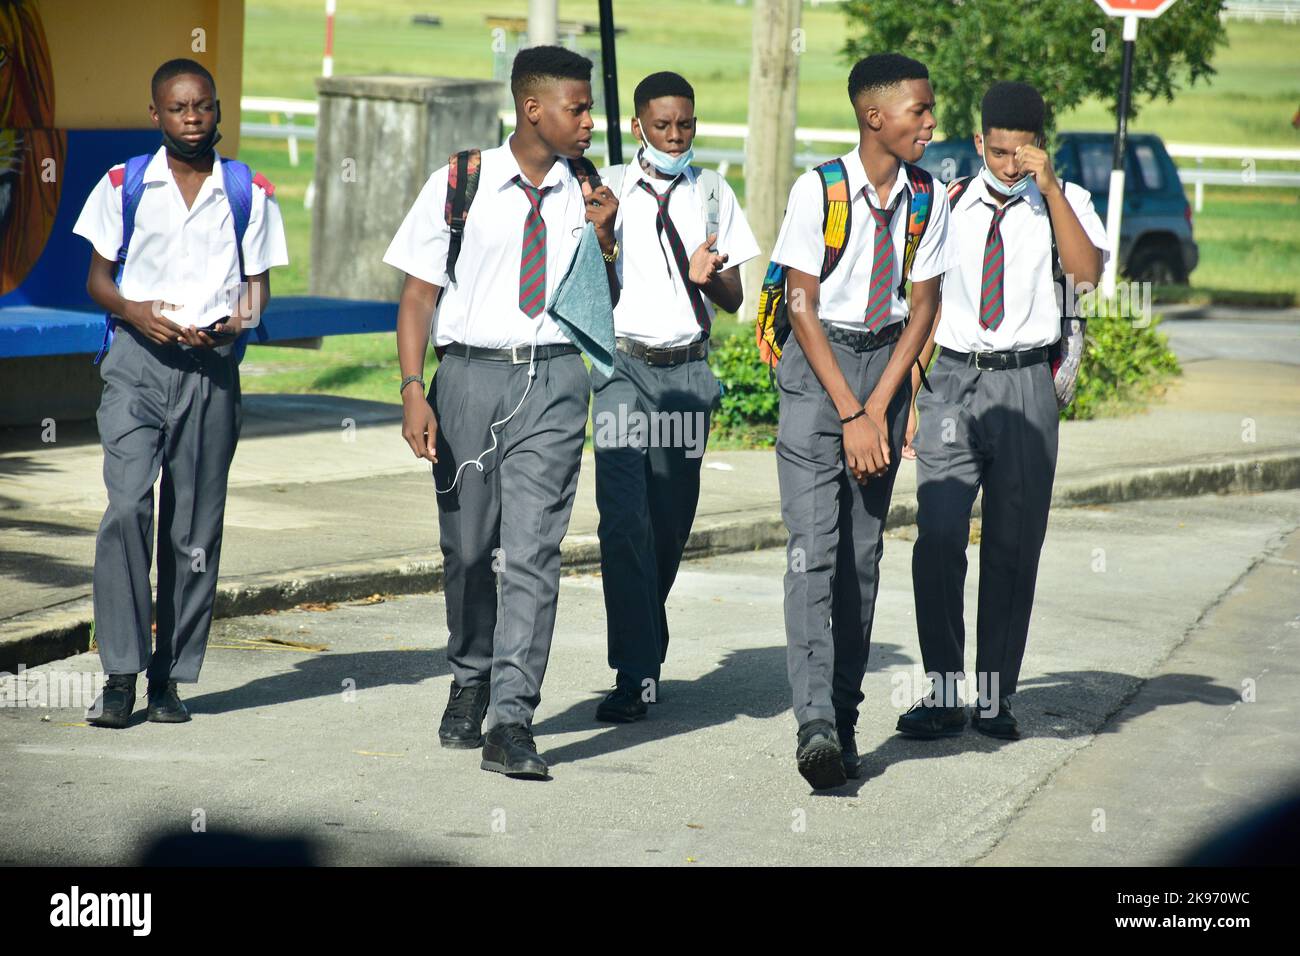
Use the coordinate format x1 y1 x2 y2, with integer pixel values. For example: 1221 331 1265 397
941 345 1051 371
616 336 708 367
443 342 580 364
821 320 902 352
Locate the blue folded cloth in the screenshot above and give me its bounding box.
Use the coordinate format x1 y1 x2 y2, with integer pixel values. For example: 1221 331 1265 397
548 222 616 377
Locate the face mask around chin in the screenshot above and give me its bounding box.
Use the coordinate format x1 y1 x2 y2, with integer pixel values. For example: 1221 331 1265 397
639 141 694 177
980 159 1032 198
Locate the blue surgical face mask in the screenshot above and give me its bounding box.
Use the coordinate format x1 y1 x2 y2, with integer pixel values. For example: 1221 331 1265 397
639 140 694 178
980 151 1033 199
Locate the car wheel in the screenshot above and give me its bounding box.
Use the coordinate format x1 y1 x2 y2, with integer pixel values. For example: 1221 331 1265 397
1127 242 1188 286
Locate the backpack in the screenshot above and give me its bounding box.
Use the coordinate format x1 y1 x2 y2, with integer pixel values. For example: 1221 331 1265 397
95 153 271 364
945 175 1075 372
444 148 602 285
754 159 936 378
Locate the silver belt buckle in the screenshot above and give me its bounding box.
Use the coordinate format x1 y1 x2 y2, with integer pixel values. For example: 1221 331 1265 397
511 344 529 365
974 351 1001 371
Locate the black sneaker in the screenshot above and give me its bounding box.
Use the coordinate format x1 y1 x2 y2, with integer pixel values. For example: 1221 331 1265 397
87 674 137 729
480 723 549 779
796 719 846 790
896 694 968 739
438 682 490 749
595 685 648 723
971 696 1020 740
146 680 191 723
838 724 863 779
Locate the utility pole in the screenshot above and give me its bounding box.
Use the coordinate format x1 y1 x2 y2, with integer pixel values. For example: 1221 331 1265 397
742 0 802 321
528 0 557 47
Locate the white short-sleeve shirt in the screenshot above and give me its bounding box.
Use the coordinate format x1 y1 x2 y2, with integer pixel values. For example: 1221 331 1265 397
605 158 761 347
72 146 289 328
770 148 951 330
938 176 1109 353
382 137 590 348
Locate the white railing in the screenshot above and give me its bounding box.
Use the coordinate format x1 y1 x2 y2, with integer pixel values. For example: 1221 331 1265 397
240 96 1300 207
1221 1 1300 22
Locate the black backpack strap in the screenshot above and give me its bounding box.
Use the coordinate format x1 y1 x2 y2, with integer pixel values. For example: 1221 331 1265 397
444 149 481 285
567 155 603 190
946 175 973 208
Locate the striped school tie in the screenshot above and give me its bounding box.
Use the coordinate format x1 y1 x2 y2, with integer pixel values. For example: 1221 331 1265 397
515 177 552 318
636 178 712 332
979 199 1022 331
863 192 902 332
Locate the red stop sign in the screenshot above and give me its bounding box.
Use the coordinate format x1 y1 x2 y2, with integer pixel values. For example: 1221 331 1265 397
1093 0 1180 17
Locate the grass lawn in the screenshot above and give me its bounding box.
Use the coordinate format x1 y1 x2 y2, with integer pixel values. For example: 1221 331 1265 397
238 3 1300 411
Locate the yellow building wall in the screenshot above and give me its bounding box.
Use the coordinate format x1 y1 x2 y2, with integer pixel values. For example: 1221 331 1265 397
41 0 243 154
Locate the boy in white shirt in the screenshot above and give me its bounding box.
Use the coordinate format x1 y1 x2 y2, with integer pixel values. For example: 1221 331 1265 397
589 71 760 723
73 59 288 728
900 81 1106 741
770 53 950 789
385 46 619 779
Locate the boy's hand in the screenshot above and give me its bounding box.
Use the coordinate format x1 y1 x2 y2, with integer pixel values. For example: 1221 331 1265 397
581 180 619 253
842 412 890 484
689 234 729 285
401 389 439 464
901 401 919 460
1015 144 1060 198
122 300 187 346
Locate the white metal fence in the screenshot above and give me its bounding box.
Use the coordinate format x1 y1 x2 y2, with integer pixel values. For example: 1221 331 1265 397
240 96 1300 210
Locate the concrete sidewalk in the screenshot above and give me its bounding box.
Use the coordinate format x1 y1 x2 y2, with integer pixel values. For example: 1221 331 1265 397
2 355 1299 670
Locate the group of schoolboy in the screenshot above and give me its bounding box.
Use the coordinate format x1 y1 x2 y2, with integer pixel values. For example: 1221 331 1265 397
77 46 1104 791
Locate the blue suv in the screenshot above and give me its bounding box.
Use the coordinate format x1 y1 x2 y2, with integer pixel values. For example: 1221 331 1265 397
916 132 1198 284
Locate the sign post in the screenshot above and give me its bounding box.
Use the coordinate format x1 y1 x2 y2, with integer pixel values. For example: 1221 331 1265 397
1093 0 1180 299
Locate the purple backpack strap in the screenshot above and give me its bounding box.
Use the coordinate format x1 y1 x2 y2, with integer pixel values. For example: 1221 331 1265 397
94 154 151 364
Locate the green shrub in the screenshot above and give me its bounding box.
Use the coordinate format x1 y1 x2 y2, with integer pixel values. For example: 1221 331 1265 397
705 309 1181 437
1066 308 1181 421
709 328 780 439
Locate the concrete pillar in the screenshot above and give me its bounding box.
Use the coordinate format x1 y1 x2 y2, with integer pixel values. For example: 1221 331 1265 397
310 76 504 301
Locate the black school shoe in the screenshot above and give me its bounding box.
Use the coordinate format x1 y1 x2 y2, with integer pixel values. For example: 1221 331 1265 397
438 682 490 749
87 674 137 729
146 680 191 723
838 724 863 780
971 696 1020 740
480 723 549 779
796 719 846 790
595 685 648 723
896 695 968 739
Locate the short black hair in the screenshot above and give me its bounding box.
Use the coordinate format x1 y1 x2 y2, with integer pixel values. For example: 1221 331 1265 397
151 58 216 103
634 71 695 115
981 81 1046 136
510 45 592 98
847 53 928 104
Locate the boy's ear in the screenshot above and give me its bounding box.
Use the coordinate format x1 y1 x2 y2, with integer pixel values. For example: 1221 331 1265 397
148 102 160 128
862 103 884 133
630 115 642 144
974 132 984 158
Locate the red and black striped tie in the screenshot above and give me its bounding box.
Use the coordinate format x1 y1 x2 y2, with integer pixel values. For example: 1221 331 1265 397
863 192 902 332
979 199 1021 331
636 178 711 332
516 177 551 318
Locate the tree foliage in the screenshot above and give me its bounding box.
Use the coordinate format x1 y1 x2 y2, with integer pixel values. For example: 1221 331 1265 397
841 0 1229 139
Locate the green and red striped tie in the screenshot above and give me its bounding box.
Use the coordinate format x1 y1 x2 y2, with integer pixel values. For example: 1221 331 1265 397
979 199 1021 330
516 177 551 318
863 192 901 332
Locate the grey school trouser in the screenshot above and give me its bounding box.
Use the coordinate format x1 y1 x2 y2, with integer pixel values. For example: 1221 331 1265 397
590 347 719 693
429 350 589 730
776 333 911 730
93 323 241 683
910 350 1059 704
